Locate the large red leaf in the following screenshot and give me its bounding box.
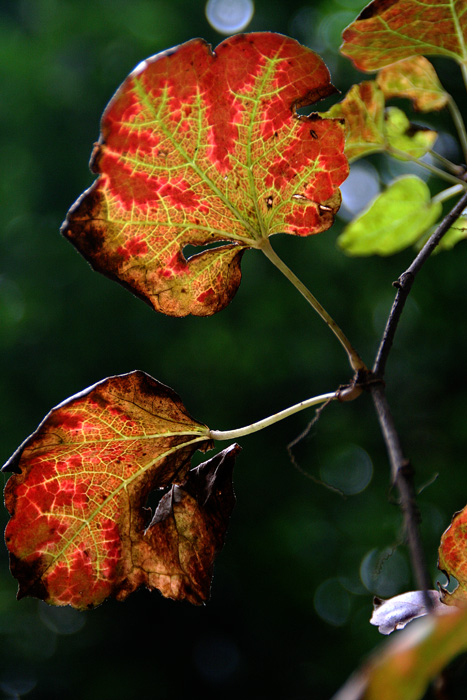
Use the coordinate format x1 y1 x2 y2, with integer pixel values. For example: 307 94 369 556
61 33 348 317
1 371 241 609
341 0 467 71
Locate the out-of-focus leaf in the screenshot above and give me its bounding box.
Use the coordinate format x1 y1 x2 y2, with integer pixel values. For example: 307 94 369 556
337 176 442 255
377 57 449 112
435 215 467 250
332 609 467 700
341 0 467 71
438 505 467 606
384 106 437 158
322 83 436 161
370 590 449 634
61 33 348 317
322 82 385 161
2 371 232 609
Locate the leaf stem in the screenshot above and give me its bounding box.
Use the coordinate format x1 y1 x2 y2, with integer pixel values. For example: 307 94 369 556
387 146 467 187
258 238 366 372
432 184 465 205
209 390 338 441
429 150 466 177
447 95 467 162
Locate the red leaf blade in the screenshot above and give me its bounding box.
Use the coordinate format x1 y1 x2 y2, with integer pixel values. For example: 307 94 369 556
3 371 212 609
62 33 348 316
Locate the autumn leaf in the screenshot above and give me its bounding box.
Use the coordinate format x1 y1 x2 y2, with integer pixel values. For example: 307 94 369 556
377 57 449 112
337 175 441 255
61 33 348 317
142 444 239 604
438 505 467 606
321 82 385 161
341 0 467 71
384 107 437 158
1 371 242 609
321 82 436 161
333 609 467 700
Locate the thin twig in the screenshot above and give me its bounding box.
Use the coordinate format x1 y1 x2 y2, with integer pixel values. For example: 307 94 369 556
370 382 432 593
368 192 467 608
373 190 467 378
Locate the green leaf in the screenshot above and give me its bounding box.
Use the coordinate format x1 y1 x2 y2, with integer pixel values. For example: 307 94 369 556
333 609 467 700
338 176 442 256
61 33 348 317
377 57 449 112
341 0 467 71
436 215 467 250
384 107 437 158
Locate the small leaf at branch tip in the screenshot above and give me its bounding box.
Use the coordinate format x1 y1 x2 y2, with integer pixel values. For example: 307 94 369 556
370 590 454 634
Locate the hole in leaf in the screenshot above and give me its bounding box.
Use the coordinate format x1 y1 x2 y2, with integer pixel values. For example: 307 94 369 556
144 487 168 525
183 240 230 259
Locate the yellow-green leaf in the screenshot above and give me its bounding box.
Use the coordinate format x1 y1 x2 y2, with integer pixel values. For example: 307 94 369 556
338 176 442 255
385 106 437 158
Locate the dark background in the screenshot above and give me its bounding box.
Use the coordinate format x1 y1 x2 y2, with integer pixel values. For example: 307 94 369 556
1 0 467 698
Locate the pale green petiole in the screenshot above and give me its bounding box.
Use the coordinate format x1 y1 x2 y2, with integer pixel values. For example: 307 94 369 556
432 184 465 205
386 146 467 187
209 390 338 441
258 238 366 373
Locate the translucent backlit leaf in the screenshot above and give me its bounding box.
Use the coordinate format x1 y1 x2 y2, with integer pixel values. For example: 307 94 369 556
321 82 386 161
321 83 436 161
338 176 442 255
384 106 437 158
1 371 241 609
333 610 467 700
435 215 467 250
341 0 467 71
438 505 467 606
377 57 449 112
61 33 348 317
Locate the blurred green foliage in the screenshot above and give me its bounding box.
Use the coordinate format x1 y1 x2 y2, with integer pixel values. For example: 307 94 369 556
1 0 467 698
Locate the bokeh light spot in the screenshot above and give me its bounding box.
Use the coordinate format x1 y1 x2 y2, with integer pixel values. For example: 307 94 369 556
360 547 409 597
205 0 254 34
314 578 351 626
320 445 373 495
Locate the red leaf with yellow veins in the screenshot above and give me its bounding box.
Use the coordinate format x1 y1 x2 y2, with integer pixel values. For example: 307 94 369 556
438 506 467 607
2 371 222 609
61 33 348 317
377 57 449 112
341 0 467 71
